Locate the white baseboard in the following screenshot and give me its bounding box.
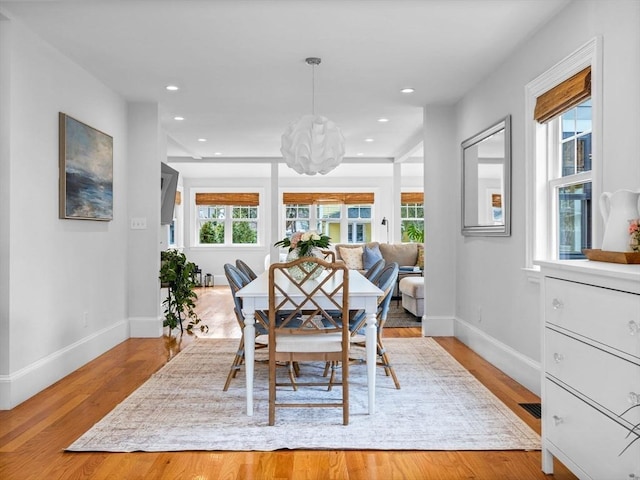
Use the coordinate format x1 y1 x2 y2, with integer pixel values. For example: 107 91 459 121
454 317 541 395
129 316 163 338
0 320 128 410
421 315 454 336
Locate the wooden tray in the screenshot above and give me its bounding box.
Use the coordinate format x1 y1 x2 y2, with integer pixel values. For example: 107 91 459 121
582 249 640 264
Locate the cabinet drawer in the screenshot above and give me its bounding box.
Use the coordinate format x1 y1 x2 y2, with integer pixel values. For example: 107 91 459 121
545 278 640 359
545 328 640 425
544 379 640 479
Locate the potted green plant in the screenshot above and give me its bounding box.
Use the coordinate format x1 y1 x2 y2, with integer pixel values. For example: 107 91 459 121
159 249 208 334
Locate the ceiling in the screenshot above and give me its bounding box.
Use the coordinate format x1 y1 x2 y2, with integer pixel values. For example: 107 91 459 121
1 0 570 173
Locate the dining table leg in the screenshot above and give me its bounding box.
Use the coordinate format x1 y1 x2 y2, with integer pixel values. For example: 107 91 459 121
242 309 256 416
365 310 377 414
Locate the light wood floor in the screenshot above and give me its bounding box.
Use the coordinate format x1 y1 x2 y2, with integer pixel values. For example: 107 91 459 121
0 286 576 480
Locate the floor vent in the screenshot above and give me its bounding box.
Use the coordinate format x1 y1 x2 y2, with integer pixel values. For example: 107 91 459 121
519 403 542 419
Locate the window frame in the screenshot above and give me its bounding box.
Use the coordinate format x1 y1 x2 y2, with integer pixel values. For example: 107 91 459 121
547 101 593 259
191 189 263 248
524 37 602 272
281 196 376 244
400 193 424 243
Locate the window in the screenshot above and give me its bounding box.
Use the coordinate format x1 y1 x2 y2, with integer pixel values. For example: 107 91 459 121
346 204 371 243
282 192 374 244
285 204 310 236
167 189 182 248
316 204 343 241
551 101 592 258
525 38 600 267
195 192 259 246
400 192 424 243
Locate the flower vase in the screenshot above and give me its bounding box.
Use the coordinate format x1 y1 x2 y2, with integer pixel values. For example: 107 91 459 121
286 248 324 281
599 189 640 252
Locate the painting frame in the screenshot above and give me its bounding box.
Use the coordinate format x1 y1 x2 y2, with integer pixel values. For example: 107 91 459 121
59 112 113 221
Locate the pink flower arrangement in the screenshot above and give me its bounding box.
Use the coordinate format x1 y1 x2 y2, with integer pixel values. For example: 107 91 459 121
274 230 331 257
629 219 640 252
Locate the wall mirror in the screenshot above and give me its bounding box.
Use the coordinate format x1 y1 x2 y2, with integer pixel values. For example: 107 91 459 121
461 115 511 236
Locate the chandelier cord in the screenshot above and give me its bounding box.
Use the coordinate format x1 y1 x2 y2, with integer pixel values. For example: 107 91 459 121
311 63 316 115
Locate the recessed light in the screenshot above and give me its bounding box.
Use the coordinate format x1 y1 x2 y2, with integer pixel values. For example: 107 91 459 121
365 138 374 143
166 85 179 91
197 138 207 142
214 152 222 156
174 116 184 121
356 152 364 156
400 87 415 94
378 118 389 123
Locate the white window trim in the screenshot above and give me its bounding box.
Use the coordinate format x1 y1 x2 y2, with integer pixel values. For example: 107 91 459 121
190 187 265 248
524 36 603 273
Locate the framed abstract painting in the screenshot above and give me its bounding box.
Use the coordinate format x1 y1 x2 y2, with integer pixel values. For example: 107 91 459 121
59 113 113 221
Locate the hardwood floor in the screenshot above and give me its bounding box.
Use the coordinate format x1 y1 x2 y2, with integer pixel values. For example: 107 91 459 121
0 286 577 480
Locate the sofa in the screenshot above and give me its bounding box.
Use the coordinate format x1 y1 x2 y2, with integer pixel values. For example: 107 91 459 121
332 241 424 296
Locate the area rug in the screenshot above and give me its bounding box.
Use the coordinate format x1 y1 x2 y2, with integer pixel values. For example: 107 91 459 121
67 338 540 452
385 302 421 327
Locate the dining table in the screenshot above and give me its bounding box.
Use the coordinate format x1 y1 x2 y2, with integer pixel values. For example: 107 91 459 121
236 268 384 416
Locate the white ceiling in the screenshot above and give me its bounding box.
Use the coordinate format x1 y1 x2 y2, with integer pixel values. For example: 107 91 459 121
1 0 570 172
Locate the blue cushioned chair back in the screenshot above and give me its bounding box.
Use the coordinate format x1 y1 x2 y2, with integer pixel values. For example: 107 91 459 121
365 258 386 282
376 262 399 323
349 262 398 333
224 263 267 334
235 259 257 281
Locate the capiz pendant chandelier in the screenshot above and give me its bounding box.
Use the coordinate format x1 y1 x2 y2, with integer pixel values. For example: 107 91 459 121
281 57 345 176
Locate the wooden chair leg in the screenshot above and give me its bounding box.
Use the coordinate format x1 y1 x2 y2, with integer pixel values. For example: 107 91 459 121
288 362 298 391
378 339 401 389
223 336 245 391
327 362 337 391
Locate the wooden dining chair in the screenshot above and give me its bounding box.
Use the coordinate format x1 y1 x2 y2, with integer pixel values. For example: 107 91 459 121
320 249 336 263
223 263 268 391
268 256 350 426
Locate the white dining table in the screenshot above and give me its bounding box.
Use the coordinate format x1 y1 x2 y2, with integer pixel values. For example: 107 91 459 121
236 268 384 416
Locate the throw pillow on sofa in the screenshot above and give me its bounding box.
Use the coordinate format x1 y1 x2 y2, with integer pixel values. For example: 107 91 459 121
363 244 384 269
416 244 424 269
339 246 364 270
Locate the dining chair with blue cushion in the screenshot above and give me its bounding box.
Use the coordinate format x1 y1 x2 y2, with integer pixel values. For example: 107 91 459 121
350 262 401 389
364 258 386 282
235 258 258 281
223 263 268 391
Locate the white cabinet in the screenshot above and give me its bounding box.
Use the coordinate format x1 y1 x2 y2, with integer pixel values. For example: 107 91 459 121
538 260 640 480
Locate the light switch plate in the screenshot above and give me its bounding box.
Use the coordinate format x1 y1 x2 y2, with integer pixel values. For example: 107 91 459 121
130 217 147 230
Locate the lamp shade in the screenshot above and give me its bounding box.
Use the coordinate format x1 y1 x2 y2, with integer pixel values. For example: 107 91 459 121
281 114 345 175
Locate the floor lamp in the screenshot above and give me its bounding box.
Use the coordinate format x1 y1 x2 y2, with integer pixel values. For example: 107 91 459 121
381 217 389 243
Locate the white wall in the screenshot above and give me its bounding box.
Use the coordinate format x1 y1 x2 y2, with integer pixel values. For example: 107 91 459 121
0 15 129 408
452 0 640 394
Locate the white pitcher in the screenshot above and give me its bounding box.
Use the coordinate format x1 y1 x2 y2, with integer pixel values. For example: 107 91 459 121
599 189 640 252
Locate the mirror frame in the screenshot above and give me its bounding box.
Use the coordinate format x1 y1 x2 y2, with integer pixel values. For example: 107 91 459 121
461 115 511 237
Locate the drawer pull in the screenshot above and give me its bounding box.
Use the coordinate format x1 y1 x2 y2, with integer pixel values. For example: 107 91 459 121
629 320 639 336
551 298 563 310
553 353 564 363
552 415 563 426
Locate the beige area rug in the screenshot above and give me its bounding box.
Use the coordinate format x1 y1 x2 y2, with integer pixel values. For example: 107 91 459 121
67 338 540 452
385 302 422 327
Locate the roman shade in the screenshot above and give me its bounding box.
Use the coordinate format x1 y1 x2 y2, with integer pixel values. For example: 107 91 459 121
534 66 591 123
401 192 424 203
283 193 374 205
195 193 259 206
